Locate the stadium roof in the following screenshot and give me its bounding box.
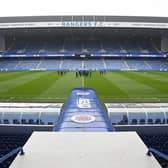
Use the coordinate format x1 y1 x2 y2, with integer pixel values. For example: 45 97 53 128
1 15 168 29
1 15 168 23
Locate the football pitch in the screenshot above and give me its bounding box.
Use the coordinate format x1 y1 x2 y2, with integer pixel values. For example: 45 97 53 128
0 71 168 103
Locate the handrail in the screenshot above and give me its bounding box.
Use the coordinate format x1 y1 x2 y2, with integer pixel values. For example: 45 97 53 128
0 147 24 163
147 147 168 161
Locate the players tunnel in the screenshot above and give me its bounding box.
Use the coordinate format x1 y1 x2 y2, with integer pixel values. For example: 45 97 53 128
53 88 113 132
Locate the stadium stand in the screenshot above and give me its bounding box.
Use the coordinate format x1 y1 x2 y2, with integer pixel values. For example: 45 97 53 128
3 39 163 55
1 15 168 168
140 134 168 168
0 58 167 71
0 134 30 168
0 132 167 168
0 36 167 72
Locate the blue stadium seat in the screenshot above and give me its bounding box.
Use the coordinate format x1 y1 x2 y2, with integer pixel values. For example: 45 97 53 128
28 119 35 125
36 119 40 125
131 119 138 125
39 120 45 125
148 119 153 124
3 119 9 124
47 122 53 125
155 118 161 124
139 119 146 125
21 119 27 124
13 119 20 124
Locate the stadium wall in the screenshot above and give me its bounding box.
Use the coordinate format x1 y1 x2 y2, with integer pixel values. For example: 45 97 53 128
161 34 168 52
0 35 5 52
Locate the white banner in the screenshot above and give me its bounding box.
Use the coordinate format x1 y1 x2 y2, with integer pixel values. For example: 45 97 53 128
0 21 167 29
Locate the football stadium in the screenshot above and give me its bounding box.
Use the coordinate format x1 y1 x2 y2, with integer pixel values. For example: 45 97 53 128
0 15 168 168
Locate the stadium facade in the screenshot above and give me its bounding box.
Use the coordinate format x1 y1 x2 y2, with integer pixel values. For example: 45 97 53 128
0 16 168 168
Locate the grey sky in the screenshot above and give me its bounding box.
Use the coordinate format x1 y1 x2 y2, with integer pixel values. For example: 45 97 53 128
0 0 167 17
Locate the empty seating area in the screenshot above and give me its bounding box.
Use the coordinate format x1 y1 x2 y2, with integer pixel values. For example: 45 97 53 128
0 58 167 71
16 60 40 69
84 59 104 70
105 103 168 125
105 59 127 70
139 134 168 168
126 60 150 70
0 133 167 168
104 59 168 71
62 60 82 70
38 59 61 70
5 39 161 55
0 134 30 168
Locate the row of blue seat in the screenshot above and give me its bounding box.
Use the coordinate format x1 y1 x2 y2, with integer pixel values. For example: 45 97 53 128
0 119 54 125
5 39 160 54
115 118 168 125
0 58 167 71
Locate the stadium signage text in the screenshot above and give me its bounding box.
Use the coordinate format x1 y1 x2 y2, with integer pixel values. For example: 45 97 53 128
71 114 96 123
0 22 168 29
62 22 101 27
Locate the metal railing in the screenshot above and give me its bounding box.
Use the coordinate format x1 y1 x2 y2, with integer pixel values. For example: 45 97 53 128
0 147 24 164
147 147 168 161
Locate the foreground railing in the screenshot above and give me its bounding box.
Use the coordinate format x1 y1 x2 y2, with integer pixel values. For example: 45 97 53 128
147 147 168 161
0 147 24 164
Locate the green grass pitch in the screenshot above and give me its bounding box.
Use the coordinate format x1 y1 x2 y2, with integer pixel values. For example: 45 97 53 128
0 71 168 103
